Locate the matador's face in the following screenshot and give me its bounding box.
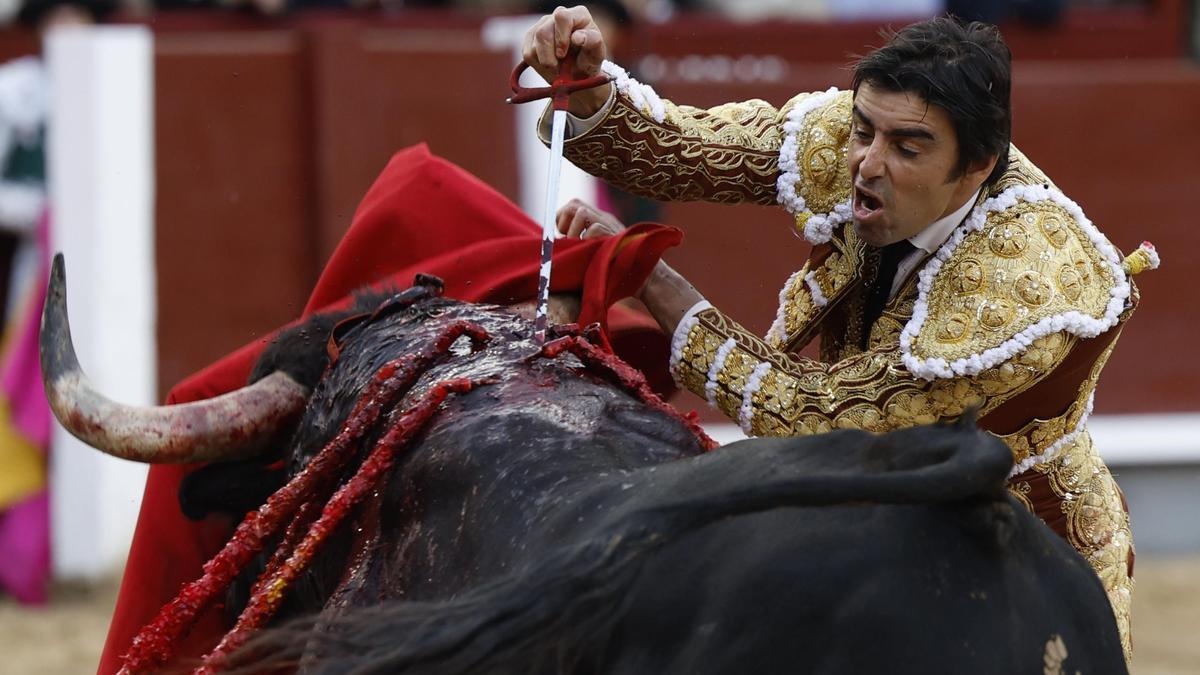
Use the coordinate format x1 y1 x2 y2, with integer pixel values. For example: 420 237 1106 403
848 82 990 248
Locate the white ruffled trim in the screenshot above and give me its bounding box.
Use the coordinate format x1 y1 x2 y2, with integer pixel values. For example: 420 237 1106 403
803 270 828 308
775 87 840 216
705 339 737 407
668 300 713 379
669 320 698 385
800 199 853 245
765 269 806 346
900 184 1130 381
1008 393 1094 477
774 87 852 245
600 60 665 124
739 362 772 435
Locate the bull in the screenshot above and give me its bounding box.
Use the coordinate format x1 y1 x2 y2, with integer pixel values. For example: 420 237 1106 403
42 256 1126 674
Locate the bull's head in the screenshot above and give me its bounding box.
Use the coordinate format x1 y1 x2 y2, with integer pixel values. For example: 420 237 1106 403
40 253 584 465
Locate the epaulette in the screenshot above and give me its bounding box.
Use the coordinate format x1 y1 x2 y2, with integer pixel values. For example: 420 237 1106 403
775 88 853 244
899 148 1157 380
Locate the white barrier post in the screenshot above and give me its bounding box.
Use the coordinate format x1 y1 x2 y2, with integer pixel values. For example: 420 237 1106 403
45 26 155 580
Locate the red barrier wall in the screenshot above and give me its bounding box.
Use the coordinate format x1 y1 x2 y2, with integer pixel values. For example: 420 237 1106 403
0 9 1193 415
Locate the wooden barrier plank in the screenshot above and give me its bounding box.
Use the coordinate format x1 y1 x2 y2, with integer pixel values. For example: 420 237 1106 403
155 30 318 398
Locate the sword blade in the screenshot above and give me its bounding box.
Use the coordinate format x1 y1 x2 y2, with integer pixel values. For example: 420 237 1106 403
534 109 567 345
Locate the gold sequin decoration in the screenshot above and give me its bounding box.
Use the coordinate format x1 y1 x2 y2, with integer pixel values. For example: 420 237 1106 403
1057 265 1083 302
787 91 854 216
988 221 1029 257
1035 431 1134 663
1015 270 1053 307
953 258 985 294
779 239 864 352
911 199 1117 364
1041 215 1069 248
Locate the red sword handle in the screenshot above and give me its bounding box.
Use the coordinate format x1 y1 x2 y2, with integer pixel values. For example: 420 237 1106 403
507 50 610 111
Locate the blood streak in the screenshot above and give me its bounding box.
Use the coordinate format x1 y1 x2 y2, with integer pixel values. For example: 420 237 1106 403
195 377 493 673
117 321 490 675
537 334 718 451
119 317 708 674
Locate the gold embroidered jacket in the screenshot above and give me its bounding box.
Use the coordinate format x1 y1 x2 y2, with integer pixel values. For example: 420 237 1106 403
553 66 1161 657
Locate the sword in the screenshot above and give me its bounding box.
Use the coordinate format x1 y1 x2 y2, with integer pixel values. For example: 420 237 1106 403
507 52 609 344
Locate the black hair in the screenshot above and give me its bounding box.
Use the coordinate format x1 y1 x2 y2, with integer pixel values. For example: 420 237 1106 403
852 17 1012 187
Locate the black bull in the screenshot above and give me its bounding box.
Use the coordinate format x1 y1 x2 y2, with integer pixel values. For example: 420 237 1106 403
43 269 1126 674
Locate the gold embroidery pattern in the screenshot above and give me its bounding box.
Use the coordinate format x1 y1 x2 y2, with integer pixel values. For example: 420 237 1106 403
682 307 1069 440
768 262 814 351
912 199 1117 364
1034 333 1132 661
778 241 863 351
787 91 854 218
1035 431 1134 662
564 92 785 205
676 323 726 397
776 227 868 359
993 146 1055 194
1007 480 1034 513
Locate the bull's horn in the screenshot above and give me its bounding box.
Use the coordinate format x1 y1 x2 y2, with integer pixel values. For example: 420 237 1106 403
40 253 311 464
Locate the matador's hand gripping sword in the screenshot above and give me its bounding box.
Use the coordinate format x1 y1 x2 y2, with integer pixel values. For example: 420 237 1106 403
507 52 609 345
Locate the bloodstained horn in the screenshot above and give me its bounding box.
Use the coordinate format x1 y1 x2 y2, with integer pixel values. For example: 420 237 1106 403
39 253 311 464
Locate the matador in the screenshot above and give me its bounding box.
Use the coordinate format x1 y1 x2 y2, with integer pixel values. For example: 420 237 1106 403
525 10 1159 661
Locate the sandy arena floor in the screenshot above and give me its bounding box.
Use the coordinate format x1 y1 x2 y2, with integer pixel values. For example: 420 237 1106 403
1 556 1197 674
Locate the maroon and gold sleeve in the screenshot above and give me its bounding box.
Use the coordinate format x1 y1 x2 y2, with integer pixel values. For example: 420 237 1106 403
554 64 798 205
670 305 1075 440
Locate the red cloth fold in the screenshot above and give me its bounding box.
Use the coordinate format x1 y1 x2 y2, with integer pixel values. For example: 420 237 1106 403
98 144 681 674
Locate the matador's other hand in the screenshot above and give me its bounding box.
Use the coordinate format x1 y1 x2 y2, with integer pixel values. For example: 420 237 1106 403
556 198 625 239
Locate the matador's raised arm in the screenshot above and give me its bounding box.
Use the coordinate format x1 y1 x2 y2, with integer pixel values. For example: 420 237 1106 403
541 62 847 207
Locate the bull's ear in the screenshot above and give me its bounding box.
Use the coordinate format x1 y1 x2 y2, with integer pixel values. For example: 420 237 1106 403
954 406 981 430
251 313 342 390
412 273 445 294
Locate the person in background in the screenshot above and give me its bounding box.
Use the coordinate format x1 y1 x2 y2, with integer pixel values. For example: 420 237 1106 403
0 0 108 605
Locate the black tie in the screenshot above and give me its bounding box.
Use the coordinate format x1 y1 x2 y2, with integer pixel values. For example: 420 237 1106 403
862 239 915 347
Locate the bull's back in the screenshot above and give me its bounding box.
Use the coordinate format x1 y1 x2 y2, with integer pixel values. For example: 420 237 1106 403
339 367 707 605
601 497 1125 675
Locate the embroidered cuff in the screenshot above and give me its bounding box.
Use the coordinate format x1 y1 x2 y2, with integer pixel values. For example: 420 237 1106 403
536 85 617 142
669 299 714 379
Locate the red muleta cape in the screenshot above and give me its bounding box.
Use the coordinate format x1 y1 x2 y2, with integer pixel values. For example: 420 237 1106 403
98 144 683 674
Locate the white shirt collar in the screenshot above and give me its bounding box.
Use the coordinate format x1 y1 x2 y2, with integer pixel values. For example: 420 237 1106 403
907 188 981 254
